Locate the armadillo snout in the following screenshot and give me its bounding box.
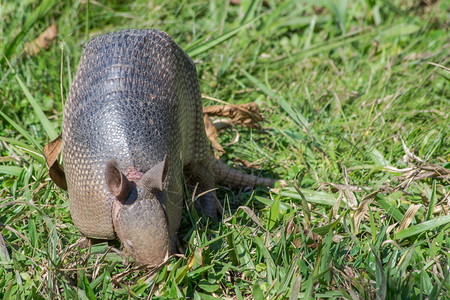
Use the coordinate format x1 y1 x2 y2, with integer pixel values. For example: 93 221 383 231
117 197 170 265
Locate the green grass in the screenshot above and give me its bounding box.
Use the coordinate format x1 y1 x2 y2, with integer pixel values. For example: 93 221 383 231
1 0 449 298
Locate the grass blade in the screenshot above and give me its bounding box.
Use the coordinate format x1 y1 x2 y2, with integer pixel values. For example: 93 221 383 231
240 68 315 140
378 23 420 41
0 137 44 164
0 0 59 63
0 111 42 152
15 75 58 140
425 180 437 221
0 165 23 177
187 15 263 57
268 28 377 68
268 194 280 230
280 188 337 207
395 215 450 240
253 236 275 284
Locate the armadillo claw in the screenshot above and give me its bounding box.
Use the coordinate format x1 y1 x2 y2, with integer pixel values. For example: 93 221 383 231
195 191 223 222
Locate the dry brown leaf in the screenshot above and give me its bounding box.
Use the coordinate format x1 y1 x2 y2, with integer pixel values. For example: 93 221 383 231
202 102 266 157
332 191 343 219
312 5 327 14
386 222 398 236
342 166 358 208
211 118 233 131
352 191 378 235
329 183 363 193
0 232 11 262
285 217 319 248
43 134 67 190
285 217 302 248
332 234 344 243
416 164 450 180
203 113 224 158
384 162 450 191
203 102 264 128
44 133 62 166
400 136 425 163
397 204 421 232
24 24 58 56
0 156 20 163
285 217 297 235
187 247 202 269
381 239 402 250
343 188 358 208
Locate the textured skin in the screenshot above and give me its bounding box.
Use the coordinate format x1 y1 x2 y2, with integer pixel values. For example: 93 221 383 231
115 191 170 265
211 159 274 187
62 29 273 264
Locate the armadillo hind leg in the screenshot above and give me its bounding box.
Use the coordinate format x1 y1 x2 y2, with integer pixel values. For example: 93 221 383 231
185 159 223 221
210 158 275 188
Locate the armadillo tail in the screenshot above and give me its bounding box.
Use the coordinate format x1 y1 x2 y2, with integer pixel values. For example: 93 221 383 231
210 159 275 188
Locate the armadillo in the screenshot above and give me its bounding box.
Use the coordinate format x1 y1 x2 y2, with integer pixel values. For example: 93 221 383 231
62 29 273 265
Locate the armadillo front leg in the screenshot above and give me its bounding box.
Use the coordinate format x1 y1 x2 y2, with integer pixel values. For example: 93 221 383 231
185 159 223 221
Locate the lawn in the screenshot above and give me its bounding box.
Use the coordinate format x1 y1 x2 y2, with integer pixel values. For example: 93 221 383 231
0 0 449 299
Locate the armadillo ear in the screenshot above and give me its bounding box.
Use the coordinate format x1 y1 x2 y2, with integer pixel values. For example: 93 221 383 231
140 155 169 192
105 159 132 202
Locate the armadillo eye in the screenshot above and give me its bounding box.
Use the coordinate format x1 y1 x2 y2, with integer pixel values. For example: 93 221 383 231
121 186 138 205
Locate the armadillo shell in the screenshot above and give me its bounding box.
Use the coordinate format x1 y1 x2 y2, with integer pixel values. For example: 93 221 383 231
62 29 207 239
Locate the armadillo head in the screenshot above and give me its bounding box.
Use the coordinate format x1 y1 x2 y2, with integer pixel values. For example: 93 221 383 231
105 156 170 265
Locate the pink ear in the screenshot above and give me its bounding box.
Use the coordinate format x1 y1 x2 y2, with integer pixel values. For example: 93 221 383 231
105 159 132 202
140 155 169 192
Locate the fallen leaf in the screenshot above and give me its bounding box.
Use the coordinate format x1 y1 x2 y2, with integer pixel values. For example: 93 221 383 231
203 102 264 128
397 204 421 233
386 222 398 236
203 113 224 158
332 191 343 219
342 166 358 209
202 102 266 157
352 191 378 235
24 24 58 56
286 217 302 248
383 163 450 190
43 134 67 190
0 232 11 262
400 136 425 163
331 234 344 243
211 118 234 131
